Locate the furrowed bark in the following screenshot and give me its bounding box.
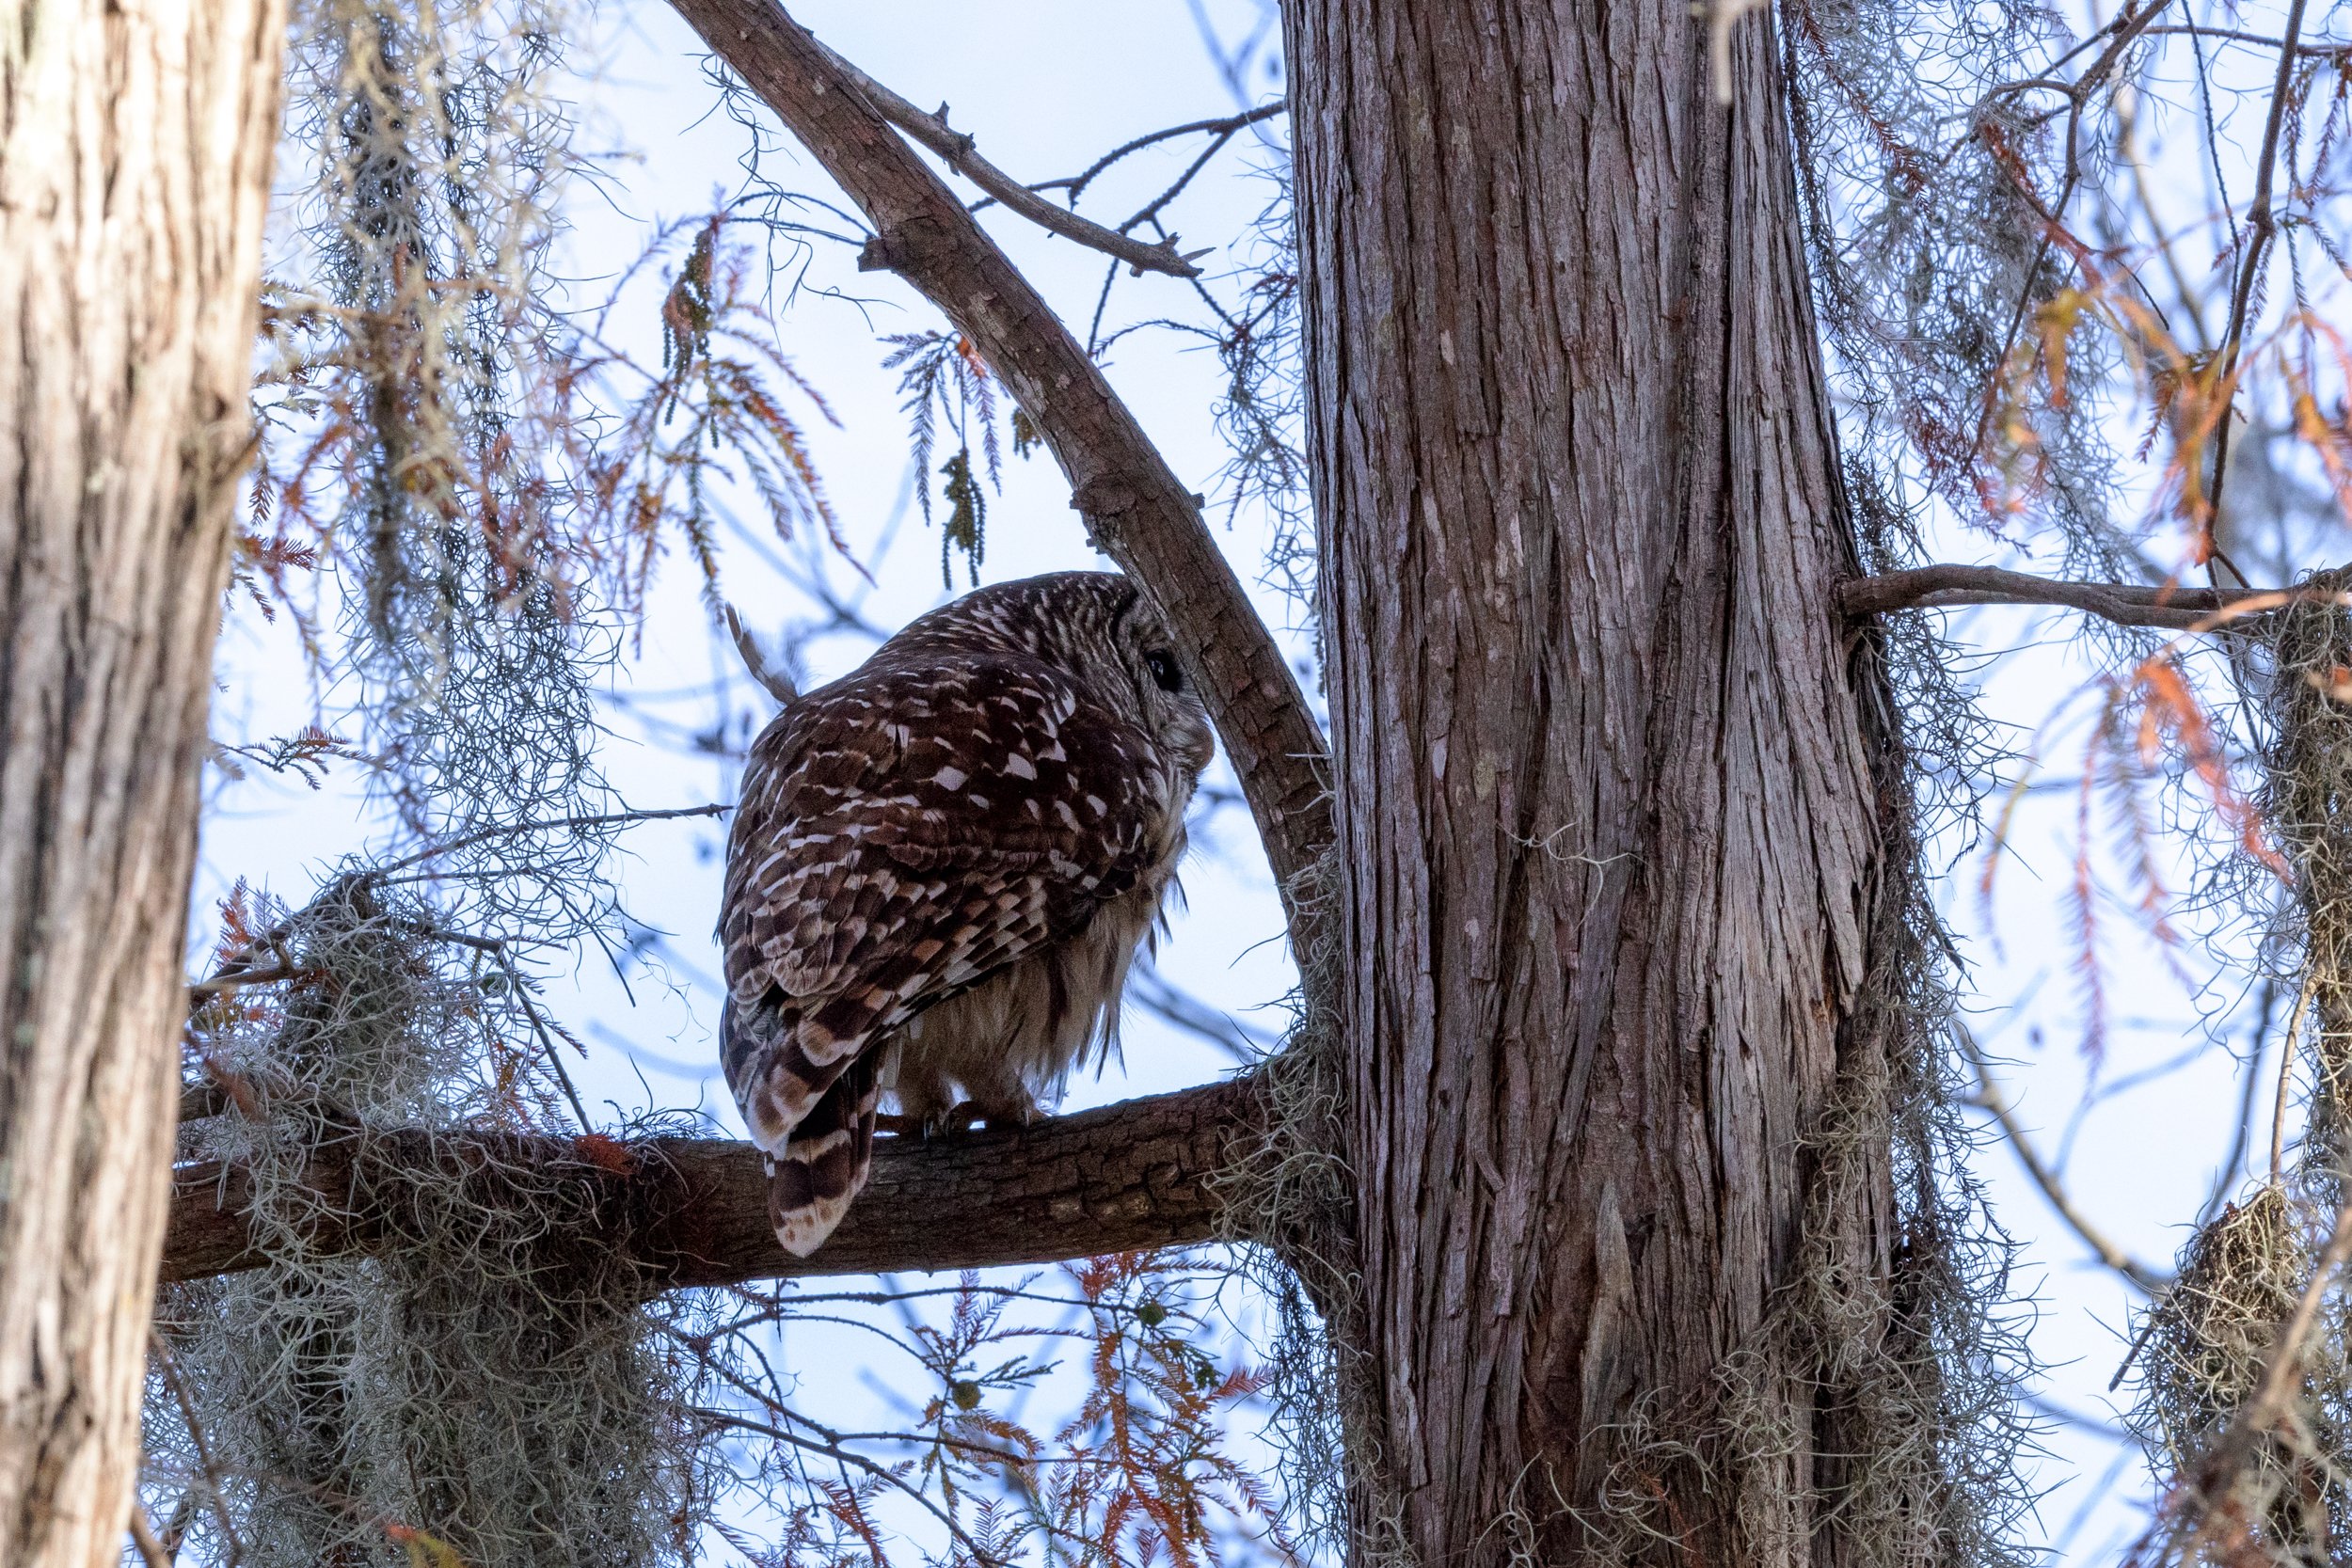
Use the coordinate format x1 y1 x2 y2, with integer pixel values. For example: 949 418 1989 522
0 2 284 1562
663 0 1335 916
1290 1 1899 1562
162 1080 1254 1289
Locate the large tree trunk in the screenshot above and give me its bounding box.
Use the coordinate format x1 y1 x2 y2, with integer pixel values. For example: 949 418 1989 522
0 1 284 1560
1289 3 1895 1563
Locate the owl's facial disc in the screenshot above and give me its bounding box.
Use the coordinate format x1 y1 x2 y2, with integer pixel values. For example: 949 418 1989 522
1110 598 1215 779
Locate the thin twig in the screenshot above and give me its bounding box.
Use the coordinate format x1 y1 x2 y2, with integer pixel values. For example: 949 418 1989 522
2026 1390 2135 1440
2133 24 2352 55
151 1334 246 1561
804 37 1205 278
2272 971 2315 1185
1960 1026 2174 1292
366 803 729 879
2205 0 2314 531
696 1407 1009 1566
158 1491 199 1556
1108 122 1246 257
188 963 295 999
487 942 595 1131
2058 0 2180 220
1022 102 1287 209
1963 0 2180 476
2119 86 2213 354
2201 977 2276 1223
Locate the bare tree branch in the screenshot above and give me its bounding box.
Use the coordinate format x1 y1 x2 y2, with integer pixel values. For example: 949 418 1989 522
371 803 734 879
1959 1026 2174 1293
162 1078 1257 1289
1019 102 1288 213
663 0 1335 933
2204 0 2314 532
803 39 1209 279
150 1335 246 1560
1838 564 2288 630
2271 972 2314 1184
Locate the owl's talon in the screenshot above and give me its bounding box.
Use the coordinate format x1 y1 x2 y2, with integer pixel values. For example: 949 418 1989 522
945 1100 1041 1133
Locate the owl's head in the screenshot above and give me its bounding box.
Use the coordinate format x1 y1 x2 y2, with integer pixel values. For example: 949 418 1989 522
896 571 1215 780
1098 587 1216 782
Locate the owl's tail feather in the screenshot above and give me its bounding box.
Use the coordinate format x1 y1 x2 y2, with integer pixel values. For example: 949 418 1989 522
765 1053 881 1258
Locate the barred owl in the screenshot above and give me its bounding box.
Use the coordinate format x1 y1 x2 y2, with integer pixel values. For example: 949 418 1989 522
718 571 1215 1256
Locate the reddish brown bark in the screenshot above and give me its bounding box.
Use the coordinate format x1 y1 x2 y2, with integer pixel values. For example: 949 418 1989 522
0 1 285 1560
1287 3 1891 1562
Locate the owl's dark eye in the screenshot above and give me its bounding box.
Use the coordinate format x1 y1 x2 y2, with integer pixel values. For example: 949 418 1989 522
1144 649 1184 693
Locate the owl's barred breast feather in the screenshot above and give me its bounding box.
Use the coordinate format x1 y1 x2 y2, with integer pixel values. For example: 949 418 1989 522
717 572 1213 1257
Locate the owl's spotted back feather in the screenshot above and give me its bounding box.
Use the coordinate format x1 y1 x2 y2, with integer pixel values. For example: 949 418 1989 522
718 572 1213 1256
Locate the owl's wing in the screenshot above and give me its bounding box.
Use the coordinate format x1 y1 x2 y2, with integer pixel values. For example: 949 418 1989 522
718 654 1168 1252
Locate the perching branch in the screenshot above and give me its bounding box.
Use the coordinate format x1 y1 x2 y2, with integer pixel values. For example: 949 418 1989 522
162 1077 1257 1289
803 40 1210 279
1838 565 2287 630
663 0 1335 930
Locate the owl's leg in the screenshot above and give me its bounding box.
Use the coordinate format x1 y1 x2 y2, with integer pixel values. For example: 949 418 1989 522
952 1064 1041 1132
893 1079 958 1139
884 1037 959 1139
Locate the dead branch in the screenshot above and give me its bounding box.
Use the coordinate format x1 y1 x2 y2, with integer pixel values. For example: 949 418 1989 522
162 1078 1256 1290
2271 973 2314 1184
1838 565 2286 630
366 802 731 879
803 39 1207 279
2204 0 2314 531
150 1334 245 1559
661 0 1335 925
1020 102 1287 212
1960 1027 2174 1293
